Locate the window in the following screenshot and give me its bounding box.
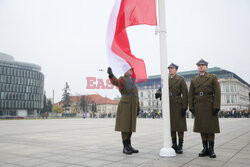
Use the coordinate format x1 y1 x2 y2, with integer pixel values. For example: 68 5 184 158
0 100 3 108
6 84 10 91
141 101 143 106
140 92 143 97
225 85 229 92
8 76 11 83
7 68 11 75
6 101 9 108
10 68 13 75
148 101 151 106
0 92 4 99
14 101 18 108
25 101 28 108
0 75 4 82
3 68 7 75
148 91 151 98
226 95 230 104
230 85 234 92
231 95 235 103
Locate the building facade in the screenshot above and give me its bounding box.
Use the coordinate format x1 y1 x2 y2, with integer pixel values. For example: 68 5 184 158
57 94 119 117
0 52 44 118
137 67 250 113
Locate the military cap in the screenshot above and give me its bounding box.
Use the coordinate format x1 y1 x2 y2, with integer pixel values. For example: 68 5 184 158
122 64 132 73
168 63 179 69
196 59 208 66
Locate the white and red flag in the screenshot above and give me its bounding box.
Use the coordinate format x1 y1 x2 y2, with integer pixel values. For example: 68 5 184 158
106 0 157 83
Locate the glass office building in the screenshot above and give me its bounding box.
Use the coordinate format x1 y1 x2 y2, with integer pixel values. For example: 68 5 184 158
0 52 44 118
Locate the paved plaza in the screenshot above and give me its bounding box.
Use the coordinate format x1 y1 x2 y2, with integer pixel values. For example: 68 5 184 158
0 118 249 167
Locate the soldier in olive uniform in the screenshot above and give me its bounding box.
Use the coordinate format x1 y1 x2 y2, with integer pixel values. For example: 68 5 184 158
155 63 188 154
107 67 140 155
188 59 221 158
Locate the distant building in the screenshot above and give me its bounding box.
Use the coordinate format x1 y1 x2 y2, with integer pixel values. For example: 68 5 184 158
57 94 119 117
137 67 250 113
0 52 44 118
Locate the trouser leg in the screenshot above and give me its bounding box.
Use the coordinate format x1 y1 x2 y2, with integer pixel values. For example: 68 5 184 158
207 133 215 142
127 132 139 153
171 131 177 151
178 132 184 140
176 132 184 154
200 132 208 141
199 133 209 157
121 132 131 141
208 133 216 158
121 132 132 154
171 131 177 139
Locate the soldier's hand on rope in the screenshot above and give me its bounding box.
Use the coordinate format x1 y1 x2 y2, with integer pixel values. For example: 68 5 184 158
155 92 161 99
181 108 186 117
212 108 220 116
190 109 195 116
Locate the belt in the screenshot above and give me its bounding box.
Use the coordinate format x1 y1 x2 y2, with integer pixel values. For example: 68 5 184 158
169 92 181 96
195 92 214 96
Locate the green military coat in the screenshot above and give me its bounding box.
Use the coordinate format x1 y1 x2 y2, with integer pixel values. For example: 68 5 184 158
169 75 188 132
189 72 221 133
156 75 188 131
110 75 140 132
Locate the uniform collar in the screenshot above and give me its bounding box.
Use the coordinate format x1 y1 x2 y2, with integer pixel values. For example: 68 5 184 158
169 74 178 79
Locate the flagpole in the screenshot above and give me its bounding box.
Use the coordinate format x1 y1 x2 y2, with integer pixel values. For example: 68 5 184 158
158 0 176 157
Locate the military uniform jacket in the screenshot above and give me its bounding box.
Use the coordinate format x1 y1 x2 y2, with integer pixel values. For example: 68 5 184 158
189 72 221 133
110 75 140 132
169 75 188 132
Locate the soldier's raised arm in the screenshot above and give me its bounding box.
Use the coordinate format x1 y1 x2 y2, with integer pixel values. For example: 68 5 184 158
107 67 124 89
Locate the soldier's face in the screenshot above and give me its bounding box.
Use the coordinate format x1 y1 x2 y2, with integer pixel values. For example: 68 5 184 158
125 69 133 76
198 64 208 72
168 67 177 75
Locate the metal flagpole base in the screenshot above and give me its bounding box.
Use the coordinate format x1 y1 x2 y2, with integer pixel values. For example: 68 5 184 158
159 147 176 157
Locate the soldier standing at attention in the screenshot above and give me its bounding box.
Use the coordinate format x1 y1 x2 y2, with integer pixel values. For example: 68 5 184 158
155 63 188 154
189 59 221 158
107 67 140 155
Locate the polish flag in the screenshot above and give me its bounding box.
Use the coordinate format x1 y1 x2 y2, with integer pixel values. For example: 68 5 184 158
106 0 157 83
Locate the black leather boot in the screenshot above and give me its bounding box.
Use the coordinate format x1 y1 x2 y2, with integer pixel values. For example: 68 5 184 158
127 139 139 153
176 139 183 154
172 138 177 152
122 140 132 154
208 141 216 158
199 141 209 157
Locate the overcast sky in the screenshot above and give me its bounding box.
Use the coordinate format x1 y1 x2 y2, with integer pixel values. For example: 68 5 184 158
0 0 249 103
